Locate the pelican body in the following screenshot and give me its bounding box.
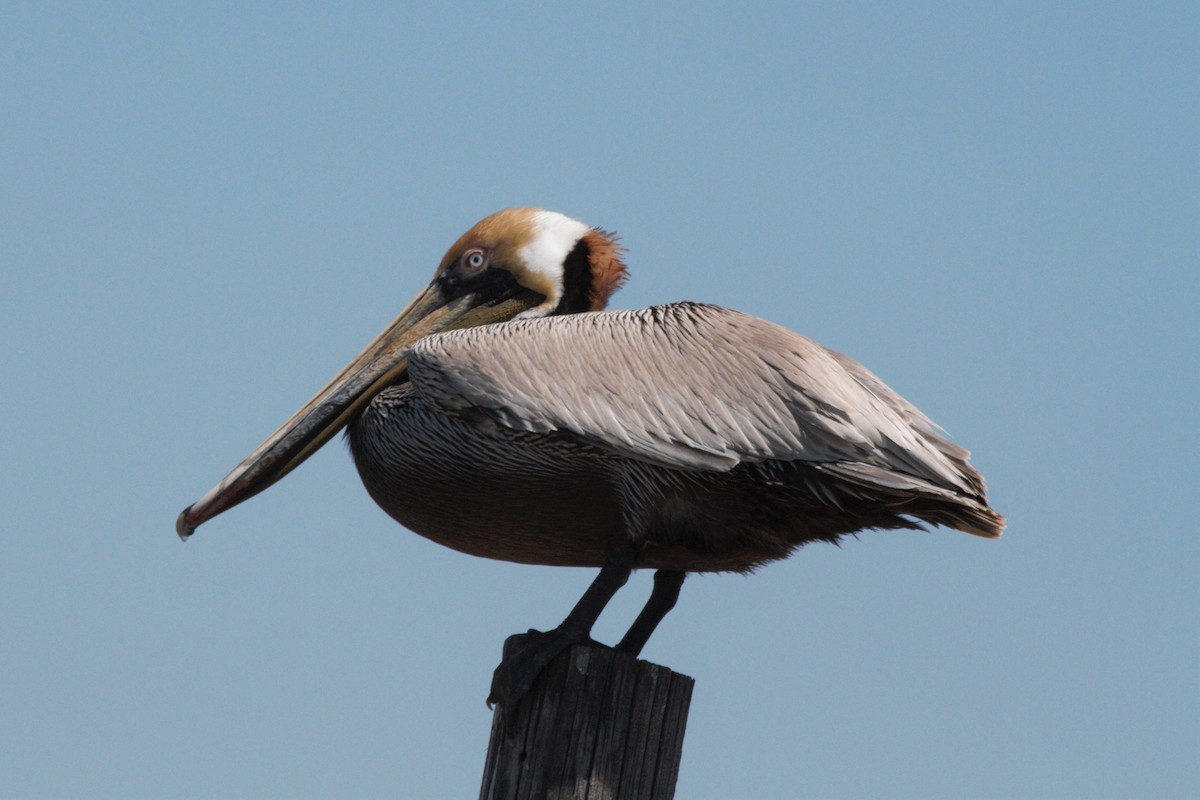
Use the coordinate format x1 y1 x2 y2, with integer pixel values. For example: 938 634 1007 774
178 208 1003 705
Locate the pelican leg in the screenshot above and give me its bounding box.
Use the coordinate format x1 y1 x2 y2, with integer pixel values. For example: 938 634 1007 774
615 570 686 656
487 540 637 708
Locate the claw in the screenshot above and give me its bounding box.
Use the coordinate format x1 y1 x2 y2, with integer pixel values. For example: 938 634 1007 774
487 543 637 708
488 628 586 708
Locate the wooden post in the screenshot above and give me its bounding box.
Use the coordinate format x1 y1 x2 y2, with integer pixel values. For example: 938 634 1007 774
480 639 695 800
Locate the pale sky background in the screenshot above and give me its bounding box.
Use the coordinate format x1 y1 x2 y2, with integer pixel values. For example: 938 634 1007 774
2 3 1196 798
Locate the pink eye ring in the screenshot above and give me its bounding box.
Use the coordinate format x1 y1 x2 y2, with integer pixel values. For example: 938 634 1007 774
462 248 488 273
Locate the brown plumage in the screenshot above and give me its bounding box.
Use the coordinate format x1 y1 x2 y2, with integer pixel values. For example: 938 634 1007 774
177 207 1003 706
349 303 1001 574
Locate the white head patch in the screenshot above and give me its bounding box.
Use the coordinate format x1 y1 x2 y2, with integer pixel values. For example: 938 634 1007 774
516 210 590 317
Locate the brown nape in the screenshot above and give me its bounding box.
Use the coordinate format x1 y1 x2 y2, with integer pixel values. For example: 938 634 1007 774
580 229 629 310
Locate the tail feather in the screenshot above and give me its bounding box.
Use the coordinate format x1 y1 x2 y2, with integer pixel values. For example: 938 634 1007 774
815 461 1005 539
921 496 1005 539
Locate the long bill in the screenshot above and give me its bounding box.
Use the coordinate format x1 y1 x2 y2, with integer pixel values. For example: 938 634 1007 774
176 281 543 541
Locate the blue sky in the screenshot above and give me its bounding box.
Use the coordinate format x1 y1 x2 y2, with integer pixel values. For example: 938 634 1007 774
2 3 1196 798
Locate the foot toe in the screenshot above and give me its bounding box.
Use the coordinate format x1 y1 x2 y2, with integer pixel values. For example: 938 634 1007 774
487 628 580 708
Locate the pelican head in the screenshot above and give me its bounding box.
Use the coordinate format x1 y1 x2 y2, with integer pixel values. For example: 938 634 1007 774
176 208 626 540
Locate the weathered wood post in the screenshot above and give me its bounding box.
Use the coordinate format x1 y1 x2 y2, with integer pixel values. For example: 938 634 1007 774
480 638 695 800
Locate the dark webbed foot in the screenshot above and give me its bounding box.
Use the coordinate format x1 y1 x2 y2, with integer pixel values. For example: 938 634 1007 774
487 628 604 708
487 541 637 709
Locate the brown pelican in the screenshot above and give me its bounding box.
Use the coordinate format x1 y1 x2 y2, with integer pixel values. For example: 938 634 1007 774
177 207 1004 707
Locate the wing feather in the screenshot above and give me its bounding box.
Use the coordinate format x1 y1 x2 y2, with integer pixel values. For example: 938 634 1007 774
408 302 985 498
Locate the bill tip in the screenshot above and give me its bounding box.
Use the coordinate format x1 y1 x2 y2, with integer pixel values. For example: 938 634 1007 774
176 506 196 542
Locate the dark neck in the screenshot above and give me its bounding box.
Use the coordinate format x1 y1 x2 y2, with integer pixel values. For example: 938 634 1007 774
553 238 594 315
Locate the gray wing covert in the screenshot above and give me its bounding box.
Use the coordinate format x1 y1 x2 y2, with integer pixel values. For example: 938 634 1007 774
406 303 980 497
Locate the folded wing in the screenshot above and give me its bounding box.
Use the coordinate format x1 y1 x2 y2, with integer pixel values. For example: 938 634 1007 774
406 303 990 510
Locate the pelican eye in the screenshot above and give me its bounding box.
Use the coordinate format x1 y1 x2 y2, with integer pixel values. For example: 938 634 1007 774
461 248 489 274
